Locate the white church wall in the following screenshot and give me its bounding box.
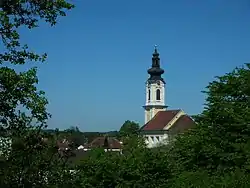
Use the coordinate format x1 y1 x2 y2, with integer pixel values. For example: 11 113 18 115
146 82 165 106
144 134 168 148
144 80 166 124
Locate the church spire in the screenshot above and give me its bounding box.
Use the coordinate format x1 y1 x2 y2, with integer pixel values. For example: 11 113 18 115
143 46 167 125
152 45 160 67
147 46 165 83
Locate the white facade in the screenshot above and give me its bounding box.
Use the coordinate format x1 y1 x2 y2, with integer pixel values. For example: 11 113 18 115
143 79 168 148
143 110 186 148
144 134 168 148
145 80 165 107
144 80 167 124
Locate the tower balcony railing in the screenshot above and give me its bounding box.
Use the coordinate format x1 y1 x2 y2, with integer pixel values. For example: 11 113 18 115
146 100 165 106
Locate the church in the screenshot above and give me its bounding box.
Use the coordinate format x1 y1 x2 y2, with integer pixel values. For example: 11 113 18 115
140 46 195 148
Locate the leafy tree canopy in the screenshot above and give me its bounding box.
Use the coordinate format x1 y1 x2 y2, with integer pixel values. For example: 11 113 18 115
119 120 140 138
0 0 75 187
167 63 250 180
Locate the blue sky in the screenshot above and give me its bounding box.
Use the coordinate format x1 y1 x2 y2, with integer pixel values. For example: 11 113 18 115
19 0 250 131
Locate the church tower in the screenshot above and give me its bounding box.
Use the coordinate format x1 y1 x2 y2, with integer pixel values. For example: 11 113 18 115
143 46 167 124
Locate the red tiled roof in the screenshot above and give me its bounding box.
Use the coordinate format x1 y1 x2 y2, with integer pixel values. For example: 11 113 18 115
168 115 196 135
141 110 180 131
87 137 122 149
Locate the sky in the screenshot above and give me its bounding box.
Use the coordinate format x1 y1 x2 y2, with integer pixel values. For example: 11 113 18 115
18 0 250 131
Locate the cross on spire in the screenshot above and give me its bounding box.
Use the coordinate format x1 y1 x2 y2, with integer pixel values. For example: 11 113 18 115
154 44 158 53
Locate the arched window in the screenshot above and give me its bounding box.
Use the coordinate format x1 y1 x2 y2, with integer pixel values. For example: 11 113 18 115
156 89 161 100
148 89 151 100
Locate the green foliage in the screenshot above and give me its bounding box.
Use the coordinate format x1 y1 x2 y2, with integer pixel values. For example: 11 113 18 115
76 147 171 188
0 67 49 125
67 64 250 187
170 169 250 188
121 134 146 153
63 126 87 149
0 130 75 187
0 0 74 187
1 0 249 187
119 120 140 139
166 63 250 186
0 0 74 65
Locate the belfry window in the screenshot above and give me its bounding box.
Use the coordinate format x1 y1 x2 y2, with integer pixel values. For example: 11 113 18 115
156 89 161 100
148 89 151 100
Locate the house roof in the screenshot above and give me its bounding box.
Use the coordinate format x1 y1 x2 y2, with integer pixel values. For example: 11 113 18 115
86 136 122 149
141 110 180 131
168 115 195 135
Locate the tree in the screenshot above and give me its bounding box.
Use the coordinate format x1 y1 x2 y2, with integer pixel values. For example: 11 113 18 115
65 126 87 149
65 126 80 133
166 64 250 185
0 1 75 187
167 168 250 188
119 120 140 138
76 142 171 188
